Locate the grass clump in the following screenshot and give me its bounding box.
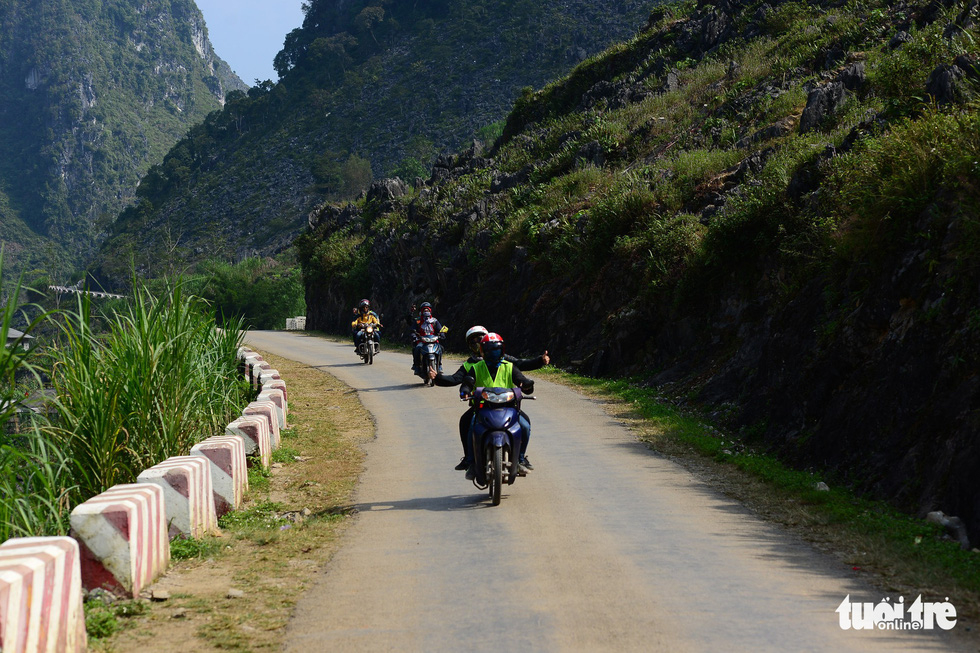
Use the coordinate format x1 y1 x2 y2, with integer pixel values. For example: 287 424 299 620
169 536 222 560
42 283 249 504
84 598 148 641
827 108 980 260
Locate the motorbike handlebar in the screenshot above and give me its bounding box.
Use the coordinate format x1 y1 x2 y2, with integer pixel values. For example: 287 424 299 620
459 393 537 401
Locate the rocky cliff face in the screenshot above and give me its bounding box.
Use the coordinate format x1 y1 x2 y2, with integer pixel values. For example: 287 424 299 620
298 0 980 542
0 0 245 277
87 0 654 284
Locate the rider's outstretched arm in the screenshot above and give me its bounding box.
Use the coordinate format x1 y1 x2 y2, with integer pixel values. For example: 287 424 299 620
512 367 534 394
508 353 548 371
433 364 468 387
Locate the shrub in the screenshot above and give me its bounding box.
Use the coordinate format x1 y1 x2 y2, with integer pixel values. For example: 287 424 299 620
189 258 305 330
827 109 980 260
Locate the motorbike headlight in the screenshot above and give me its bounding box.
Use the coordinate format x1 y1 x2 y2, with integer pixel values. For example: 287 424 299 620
481 389 516 403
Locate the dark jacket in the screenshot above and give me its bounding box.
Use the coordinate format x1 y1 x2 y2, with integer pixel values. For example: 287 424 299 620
434 358 533 392
435 353 542 387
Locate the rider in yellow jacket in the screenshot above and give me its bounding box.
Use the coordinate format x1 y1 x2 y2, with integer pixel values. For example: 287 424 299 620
351 299 382 352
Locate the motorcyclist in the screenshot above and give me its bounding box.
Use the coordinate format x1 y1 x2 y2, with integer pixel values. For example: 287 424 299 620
433 332 537 479
351 299 382 353
434 325 548 473
407 302 444 374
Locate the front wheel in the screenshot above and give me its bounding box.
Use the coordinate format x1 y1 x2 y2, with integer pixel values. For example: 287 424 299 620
490 446 502 506
366 347 374 365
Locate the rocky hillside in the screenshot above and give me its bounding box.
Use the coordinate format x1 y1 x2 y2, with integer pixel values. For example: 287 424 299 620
87 0 653 284
0 0 245 277
298 0 980 542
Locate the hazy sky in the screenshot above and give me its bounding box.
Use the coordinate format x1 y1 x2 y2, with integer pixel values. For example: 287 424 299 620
194 0 306 85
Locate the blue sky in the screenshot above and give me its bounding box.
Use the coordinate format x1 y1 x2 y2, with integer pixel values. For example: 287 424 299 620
194 0 307 85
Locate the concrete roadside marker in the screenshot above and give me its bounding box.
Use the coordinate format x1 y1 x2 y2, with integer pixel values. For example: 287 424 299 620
257 388 287 430
69 484 169 597
191 436 248 517
243 401 281 450
225 416 271 468
137 456 219 539
0 536 86 653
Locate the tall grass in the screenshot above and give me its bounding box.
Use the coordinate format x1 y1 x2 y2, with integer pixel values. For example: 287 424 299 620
0 250 46 430
0 249 72 539
0 425 74 538
41 282 249 509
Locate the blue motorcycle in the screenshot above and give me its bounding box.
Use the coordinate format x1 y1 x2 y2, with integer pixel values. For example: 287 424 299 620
463 386 535 505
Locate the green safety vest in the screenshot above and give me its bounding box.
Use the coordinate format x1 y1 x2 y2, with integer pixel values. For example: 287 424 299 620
472 359 514 389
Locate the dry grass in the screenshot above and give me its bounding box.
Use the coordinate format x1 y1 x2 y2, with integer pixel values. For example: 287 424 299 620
97 350 374 652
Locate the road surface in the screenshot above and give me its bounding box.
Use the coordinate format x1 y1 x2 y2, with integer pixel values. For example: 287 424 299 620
245 330 967 652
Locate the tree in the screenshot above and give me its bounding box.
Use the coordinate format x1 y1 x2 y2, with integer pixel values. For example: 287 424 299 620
354 6 385 45
340 154 374 198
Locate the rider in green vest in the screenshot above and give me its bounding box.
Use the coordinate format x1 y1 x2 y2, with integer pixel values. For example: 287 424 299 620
434 326 548 473
434 331 536 479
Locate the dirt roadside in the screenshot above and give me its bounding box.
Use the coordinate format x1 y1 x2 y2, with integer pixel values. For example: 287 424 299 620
93 350 374 651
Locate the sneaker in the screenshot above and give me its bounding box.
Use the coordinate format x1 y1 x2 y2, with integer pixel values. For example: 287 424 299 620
520 456 533 471
454 457 469 471
465 466 476 481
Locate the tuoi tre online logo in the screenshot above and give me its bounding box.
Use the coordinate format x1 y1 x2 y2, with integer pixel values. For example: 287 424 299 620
837 595 957 631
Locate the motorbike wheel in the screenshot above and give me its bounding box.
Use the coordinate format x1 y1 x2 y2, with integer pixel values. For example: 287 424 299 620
426 355 436 386
490 446 502 506
366 346 373 365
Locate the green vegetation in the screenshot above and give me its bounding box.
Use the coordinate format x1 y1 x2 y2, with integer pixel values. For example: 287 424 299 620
0 0 242 277
301 0 980 332
169 536 223 561
89 0 652 281
0 280 249 541
185 258 306 330
84 598 148 640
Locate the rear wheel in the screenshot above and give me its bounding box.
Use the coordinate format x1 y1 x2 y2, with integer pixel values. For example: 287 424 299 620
490 446 502 506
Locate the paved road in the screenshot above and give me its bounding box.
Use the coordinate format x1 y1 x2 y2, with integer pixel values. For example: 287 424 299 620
246 331 966 652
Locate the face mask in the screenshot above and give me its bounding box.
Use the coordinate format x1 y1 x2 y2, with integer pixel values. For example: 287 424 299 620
484 348 504 365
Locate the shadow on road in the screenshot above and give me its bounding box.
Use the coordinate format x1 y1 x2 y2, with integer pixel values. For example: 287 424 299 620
359 383 435 392
347 494 492 513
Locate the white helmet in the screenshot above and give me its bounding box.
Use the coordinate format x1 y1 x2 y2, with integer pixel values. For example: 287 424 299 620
465 325 489 353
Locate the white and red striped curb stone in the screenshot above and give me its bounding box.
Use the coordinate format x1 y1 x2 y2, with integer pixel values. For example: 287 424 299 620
0 552 46 652
225 416 271 468
191 436 248 517
257 388 287 430
69 484 169 598
0 537 86 653
262 377 288 401
137 456 219 539
243 401 281 450
244 354 265 387
256 362 282 381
